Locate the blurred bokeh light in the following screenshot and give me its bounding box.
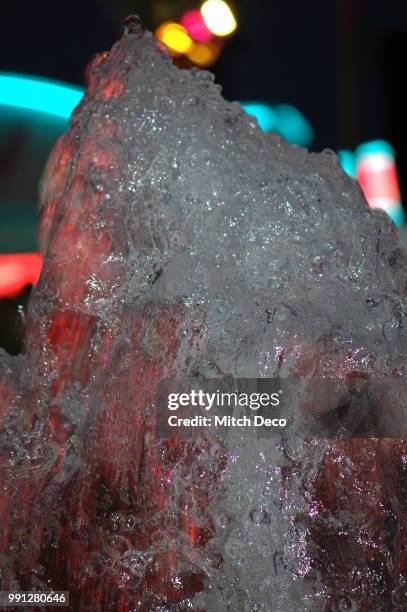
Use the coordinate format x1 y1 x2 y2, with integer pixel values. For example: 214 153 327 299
155 22 194 55
356 140 405 227
0 253 42 299
181 9 213 43
201 0 237 37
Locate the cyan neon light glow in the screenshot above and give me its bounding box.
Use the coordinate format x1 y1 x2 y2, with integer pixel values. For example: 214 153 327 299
0 73 84 121
240 102 277 132
240 101 314 147
338 150 356 178
273 104 314 147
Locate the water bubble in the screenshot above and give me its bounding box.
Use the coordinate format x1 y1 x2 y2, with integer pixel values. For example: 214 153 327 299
125 514 137 529
250 507 270 525
215 512 230 529
105 535 132 559
124 552 149 577
171 574 183 590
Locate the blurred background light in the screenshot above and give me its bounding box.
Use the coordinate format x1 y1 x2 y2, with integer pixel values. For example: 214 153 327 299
338 149 357 178
187 41 222 66
201 0 237 37
0 73 83 121
155 22 194 55
240 102 276 132
181 9 213 43
1 73 86 271
0 75 78 300
0 253 42 299
240 101 313 147
273 104 314 147
355 139 404 227
153 1 237 67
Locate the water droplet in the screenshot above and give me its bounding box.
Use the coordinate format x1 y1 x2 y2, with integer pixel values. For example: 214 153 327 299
105 535 131 559
215 513 230 529
250 507 270 525
124 553 148 577
126 514 137 529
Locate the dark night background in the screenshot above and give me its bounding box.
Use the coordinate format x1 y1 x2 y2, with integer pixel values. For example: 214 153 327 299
1 0 407 353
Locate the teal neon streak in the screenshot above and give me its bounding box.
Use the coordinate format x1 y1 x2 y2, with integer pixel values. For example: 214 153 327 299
240 101 314 147
387 205 405 227
240 102 277 132
338 150 356 178
0 73 84 121
355 139 395 160
273 104 314 147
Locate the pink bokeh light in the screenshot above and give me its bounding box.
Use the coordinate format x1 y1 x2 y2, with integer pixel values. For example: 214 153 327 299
181 9 213 43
